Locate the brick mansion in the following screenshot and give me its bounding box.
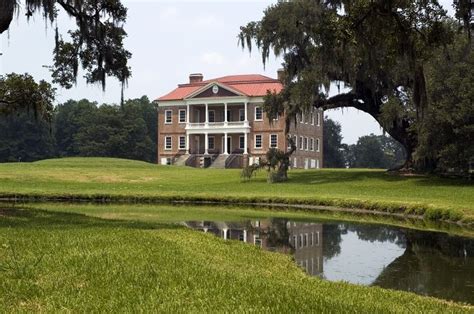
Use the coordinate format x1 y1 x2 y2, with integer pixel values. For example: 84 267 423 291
155 71 323 169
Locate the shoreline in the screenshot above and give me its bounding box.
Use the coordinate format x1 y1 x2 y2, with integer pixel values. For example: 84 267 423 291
1 193 472 229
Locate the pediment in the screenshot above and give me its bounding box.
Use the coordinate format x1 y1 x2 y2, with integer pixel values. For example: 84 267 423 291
186 83 242 99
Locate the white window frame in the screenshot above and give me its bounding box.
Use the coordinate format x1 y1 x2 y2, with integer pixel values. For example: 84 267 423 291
254 134 263 149
304 137 308 151
179 109 186 123
179 136 186 150
287 134 292 150
300 113 305 124
316 138 320 152
208 136 215 150
294 135 298 149
239 135 245 150
164 136 172 150
255 106 263 121
317 112 321 126
209 110 216 123
311 110 315 125
165 110 172 124
299 136 304 150
310 138 314 151
270 134 278 149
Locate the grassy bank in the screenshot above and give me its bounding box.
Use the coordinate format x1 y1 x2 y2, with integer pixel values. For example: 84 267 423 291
0 206 471 312
0 158 473 224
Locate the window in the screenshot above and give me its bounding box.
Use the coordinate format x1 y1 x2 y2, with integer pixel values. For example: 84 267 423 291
304 137 308 151
227 110 232 122
239 109 245 122
209 110 215 123
165 136 172 150
299 136 304 150
208 136 215 150
270 134 278 148
316 138 320 152
165 110 172 124
311 111 315 125
300 113 305 124
294 135 298 149
179 109 186 123
287 134 292 150
239 136 245 150
255 134 262 149
310 138 314 151
317 112 321 126
255 106 263 121
179 136 186 150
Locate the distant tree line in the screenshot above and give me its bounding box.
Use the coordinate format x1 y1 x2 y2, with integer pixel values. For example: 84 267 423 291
0 86 157 163
323 117 406 169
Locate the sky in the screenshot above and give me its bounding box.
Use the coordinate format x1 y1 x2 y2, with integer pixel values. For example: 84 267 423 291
0 0 455 144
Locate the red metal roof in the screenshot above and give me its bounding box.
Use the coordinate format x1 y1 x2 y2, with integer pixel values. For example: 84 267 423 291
157 74 283 101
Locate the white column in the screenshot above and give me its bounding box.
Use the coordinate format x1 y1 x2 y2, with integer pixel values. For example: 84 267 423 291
205 103 209 125
244 132 248 155
243 230 247 242
244 102 248 122
224 103 228 125
204 132 209 155
224 132 228 155
186 104 190 124
186 133 190 154
223 228 228 240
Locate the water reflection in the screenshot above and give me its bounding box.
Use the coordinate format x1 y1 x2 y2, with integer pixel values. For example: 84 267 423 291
184 219 474 304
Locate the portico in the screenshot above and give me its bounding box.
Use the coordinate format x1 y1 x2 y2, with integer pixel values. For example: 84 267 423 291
184 100 250 156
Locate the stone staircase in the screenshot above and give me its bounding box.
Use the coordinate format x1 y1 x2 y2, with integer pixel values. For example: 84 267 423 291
174 154 190 166
209 154 229 169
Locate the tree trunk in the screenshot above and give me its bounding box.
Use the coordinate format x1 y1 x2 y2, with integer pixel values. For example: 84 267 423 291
0 1 15 34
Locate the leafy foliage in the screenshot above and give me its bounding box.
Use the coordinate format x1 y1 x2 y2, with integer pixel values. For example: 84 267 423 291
0 73 55 122
54 96 157 162
323 117 345 168
344 134 406 169
238 0 461 170
0 0 131 99
417 34 474 175
241 137 296 183
0 111 56 162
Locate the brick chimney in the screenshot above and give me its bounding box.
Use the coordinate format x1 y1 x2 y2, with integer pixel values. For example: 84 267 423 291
277 69 285 82
189 73 203 84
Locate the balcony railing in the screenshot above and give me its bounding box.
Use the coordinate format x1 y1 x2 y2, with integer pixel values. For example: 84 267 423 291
186 121 249 130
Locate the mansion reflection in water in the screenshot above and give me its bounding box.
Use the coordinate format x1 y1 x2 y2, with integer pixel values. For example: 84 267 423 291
183 220 323 276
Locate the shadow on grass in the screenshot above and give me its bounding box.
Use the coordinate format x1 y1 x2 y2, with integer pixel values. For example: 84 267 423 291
287 170 404 185
0 206 178 231
286 170 472 187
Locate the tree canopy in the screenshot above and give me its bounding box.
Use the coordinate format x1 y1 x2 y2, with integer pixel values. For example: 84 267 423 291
0 0 131 111
239 0 471 172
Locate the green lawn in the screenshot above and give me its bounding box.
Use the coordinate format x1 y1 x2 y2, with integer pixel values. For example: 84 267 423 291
0 157 473 223
0 206 472 312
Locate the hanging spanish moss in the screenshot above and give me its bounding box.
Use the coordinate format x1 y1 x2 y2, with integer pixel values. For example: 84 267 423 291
0 0 131 106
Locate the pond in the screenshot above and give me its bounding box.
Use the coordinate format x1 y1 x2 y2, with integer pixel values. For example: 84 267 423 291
183 218 474 304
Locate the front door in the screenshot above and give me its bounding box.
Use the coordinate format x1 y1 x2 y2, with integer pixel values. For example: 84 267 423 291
194 136 200 154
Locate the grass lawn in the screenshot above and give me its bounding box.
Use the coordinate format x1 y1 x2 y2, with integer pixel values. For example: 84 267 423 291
0 206 472 312
0 157 473 224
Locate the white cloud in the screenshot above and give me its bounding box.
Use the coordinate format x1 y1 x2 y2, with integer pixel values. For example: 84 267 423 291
200 52 226 65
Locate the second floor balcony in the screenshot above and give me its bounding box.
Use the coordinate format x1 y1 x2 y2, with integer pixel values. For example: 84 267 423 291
185 103 250 133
